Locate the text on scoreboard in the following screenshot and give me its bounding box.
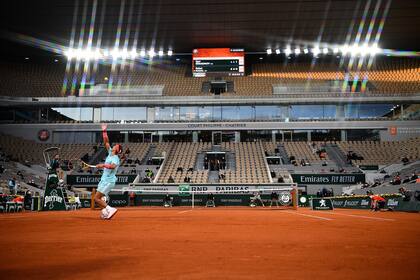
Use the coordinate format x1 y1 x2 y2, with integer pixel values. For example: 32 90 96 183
192 48 245 77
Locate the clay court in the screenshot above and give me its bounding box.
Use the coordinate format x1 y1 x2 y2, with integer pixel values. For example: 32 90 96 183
0 208 419 280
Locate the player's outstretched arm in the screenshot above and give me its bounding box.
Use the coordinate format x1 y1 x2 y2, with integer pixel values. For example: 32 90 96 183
102 124 110 151
96 163 117 169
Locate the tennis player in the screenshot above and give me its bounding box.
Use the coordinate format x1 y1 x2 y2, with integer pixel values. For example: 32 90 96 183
370 194 386 211
94 124 123 220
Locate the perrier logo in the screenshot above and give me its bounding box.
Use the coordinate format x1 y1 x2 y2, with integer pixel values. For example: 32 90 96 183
44 189 64 210
178 184 190 196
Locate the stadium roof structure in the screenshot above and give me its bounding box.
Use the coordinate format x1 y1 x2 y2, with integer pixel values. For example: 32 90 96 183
1 0 420 57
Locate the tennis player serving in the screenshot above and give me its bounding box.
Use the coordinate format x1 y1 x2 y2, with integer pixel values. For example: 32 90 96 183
94 124 122 220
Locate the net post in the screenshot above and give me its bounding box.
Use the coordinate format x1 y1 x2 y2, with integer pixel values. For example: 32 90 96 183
192 191 195 209
292 184 298 210
91 188 96 210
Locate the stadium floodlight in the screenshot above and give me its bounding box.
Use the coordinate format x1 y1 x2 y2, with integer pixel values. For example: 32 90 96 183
120 48 129 59
266 48 272 55
284 47 292 56
130 49 138 59
303 48 309 54
311 46 321 56
333 47 339 54
275 49 281 54
140 49 146 57
92 48 103 60
64 49 74 59
340 44 350 56
148 48 156 58
167 50 173 56
349 44 359 57
294 48 301 55
111 48 121 59
158 50 164 56
360 43 369 57
369 43 380 56
322 47 329 54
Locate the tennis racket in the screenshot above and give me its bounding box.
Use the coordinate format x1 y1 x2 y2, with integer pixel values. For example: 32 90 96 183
80 160 96 169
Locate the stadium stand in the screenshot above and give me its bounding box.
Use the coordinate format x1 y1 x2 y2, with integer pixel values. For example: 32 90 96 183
0 134 94 164
1 57 419 98
220 141 270 184
338 137 420 165
158 142 210 183
283 141 329 164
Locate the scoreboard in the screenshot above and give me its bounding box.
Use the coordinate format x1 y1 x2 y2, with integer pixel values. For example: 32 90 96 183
192 48 245 77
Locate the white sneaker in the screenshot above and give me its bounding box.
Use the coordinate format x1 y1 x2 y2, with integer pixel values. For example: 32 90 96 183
106 207 118 220
100 209 108 219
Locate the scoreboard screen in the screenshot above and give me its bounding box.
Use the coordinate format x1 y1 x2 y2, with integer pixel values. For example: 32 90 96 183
192 48 245 77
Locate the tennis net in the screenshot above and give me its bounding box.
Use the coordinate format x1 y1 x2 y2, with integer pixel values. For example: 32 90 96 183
111 184 298 209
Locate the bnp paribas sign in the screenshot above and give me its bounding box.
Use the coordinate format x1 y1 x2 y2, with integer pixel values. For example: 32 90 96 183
291 174 365 184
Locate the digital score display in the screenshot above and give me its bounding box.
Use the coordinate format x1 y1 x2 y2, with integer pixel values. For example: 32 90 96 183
192 48 245 77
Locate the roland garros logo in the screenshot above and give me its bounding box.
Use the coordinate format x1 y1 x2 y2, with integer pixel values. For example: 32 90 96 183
279 191 292 205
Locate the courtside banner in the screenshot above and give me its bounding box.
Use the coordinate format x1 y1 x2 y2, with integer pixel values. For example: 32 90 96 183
291 174 365 184
331 198 371 209
311 198 333 210
66 175 137 186
121 184 294 194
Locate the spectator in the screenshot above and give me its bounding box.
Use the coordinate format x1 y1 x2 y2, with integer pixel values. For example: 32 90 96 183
17 170 24 180
398 187 412 202
146 169 154 179
125 148 131 155
401 156 409 165
134 158 140 165
167 176 175 183
390 174 401 185
410 173 418 181
0 165 4 174
8 178 16 195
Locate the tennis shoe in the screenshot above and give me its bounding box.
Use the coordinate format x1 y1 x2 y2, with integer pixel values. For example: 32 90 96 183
100 209 108 219
106 207 118 220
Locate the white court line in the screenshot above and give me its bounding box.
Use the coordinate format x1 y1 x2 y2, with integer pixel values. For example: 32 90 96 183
283 210 333 221
177 210 193 214
321 211 395 221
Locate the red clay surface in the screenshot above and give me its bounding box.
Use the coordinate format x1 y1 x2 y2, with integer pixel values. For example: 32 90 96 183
0 207 419 280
